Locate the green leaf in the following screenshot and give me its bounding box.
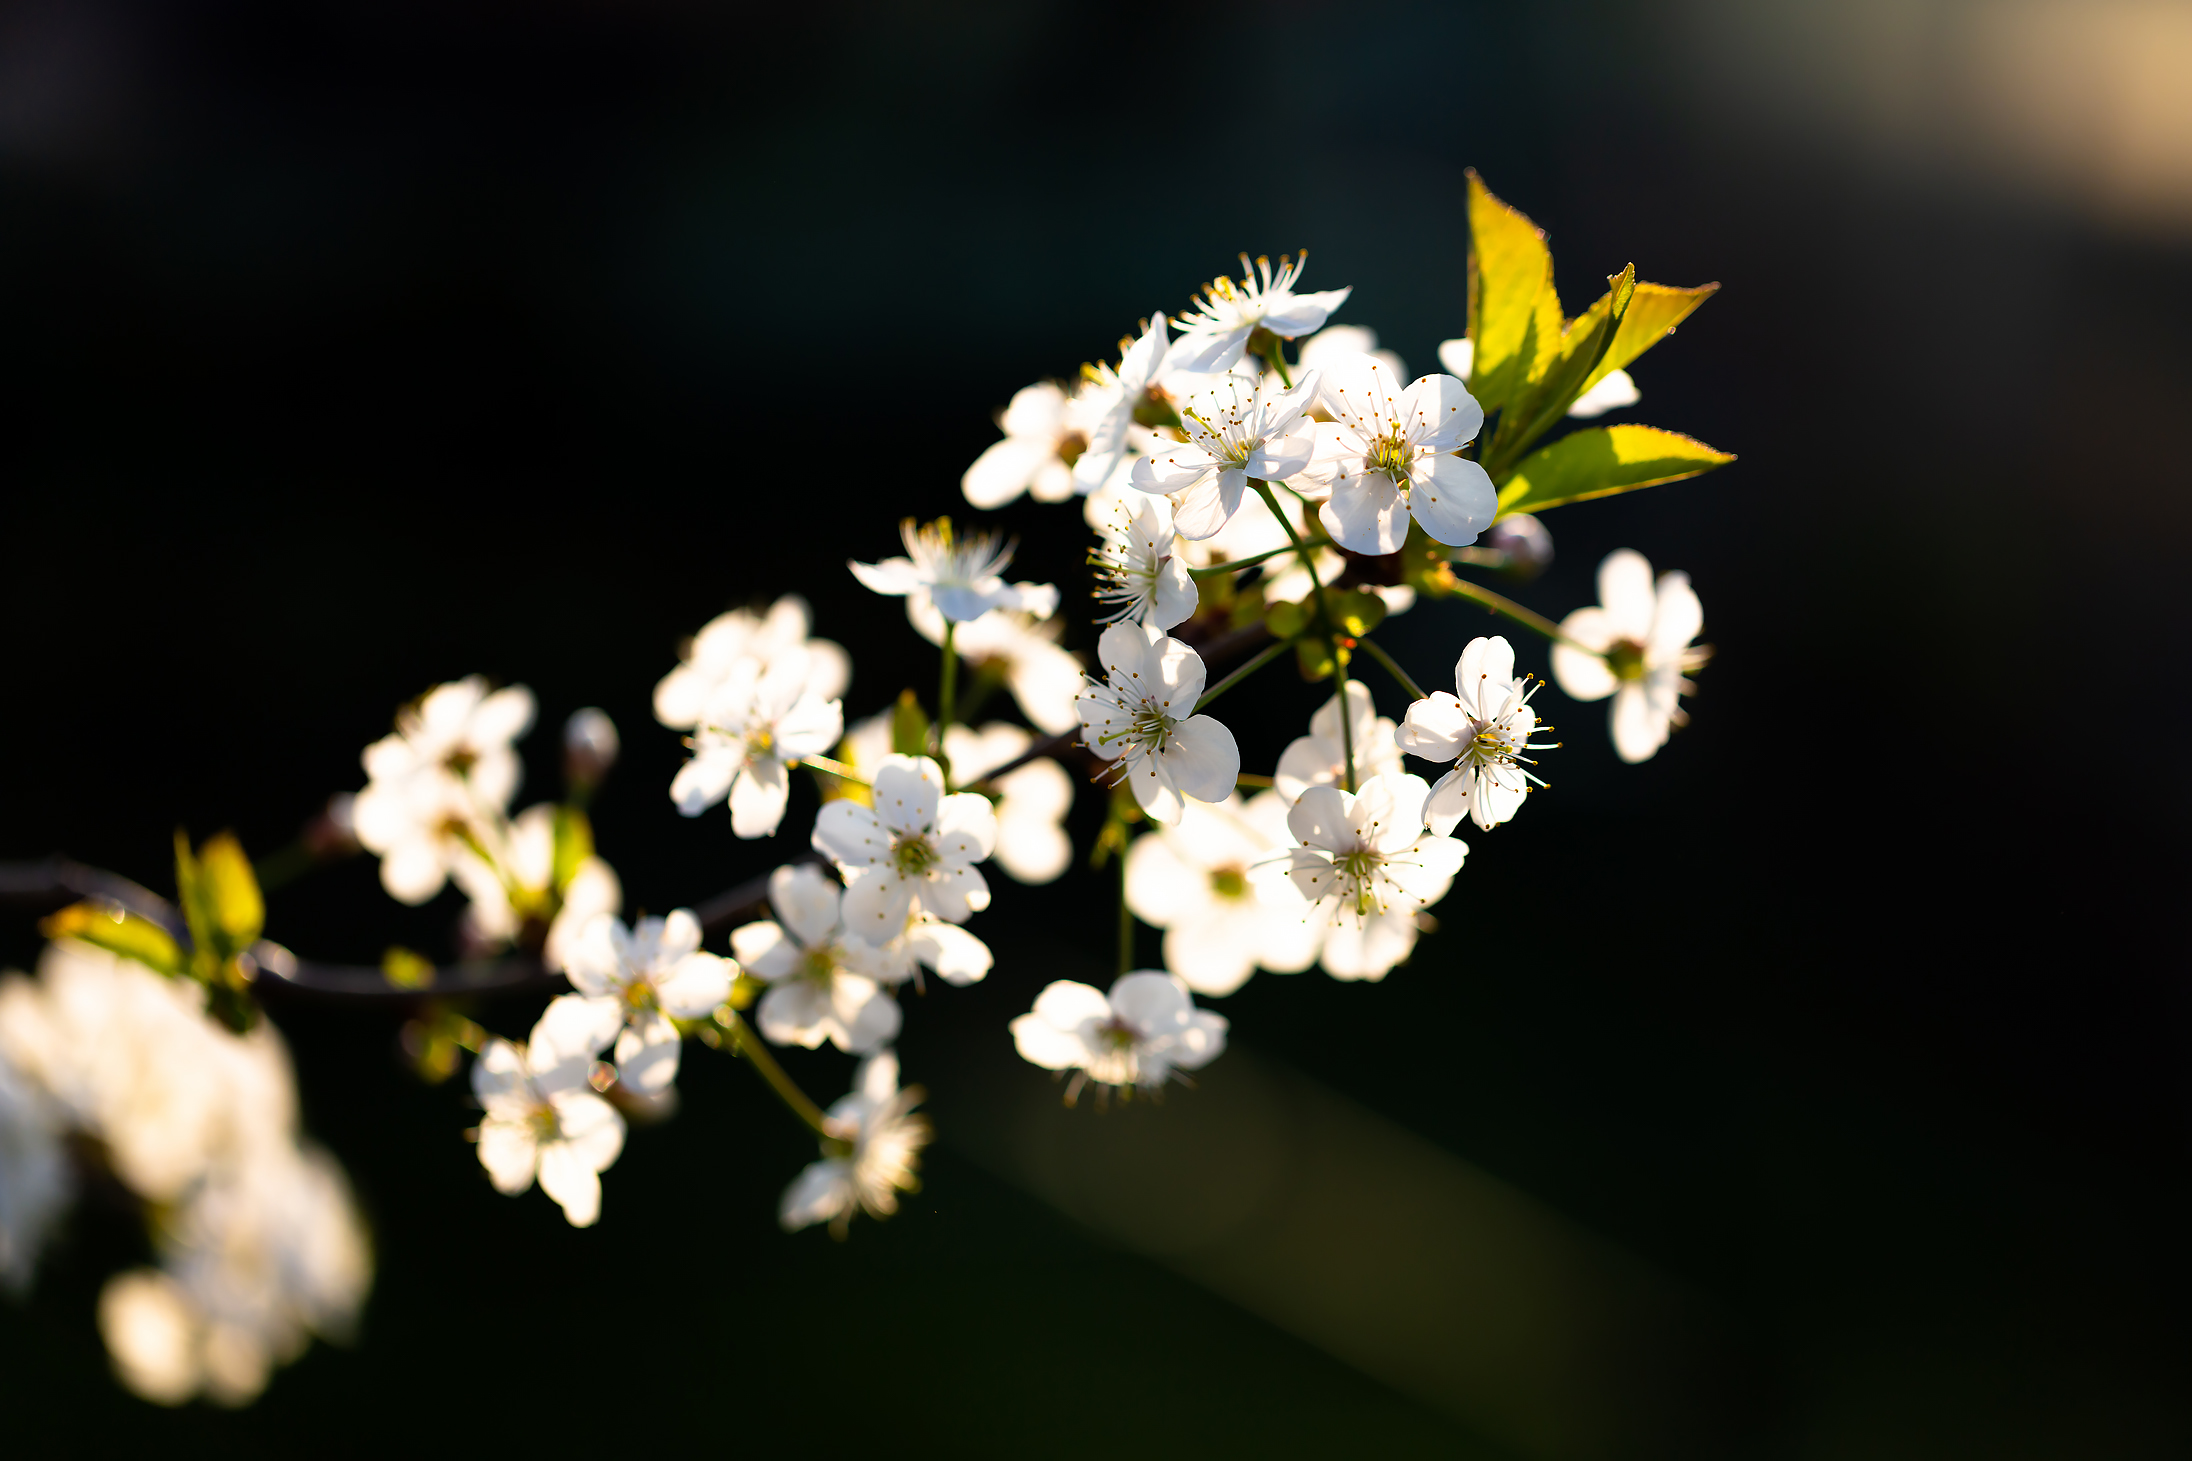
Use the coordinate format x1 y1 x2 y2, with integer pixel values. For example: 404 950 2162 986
1262 599 1310 641
1575 281 1719 399
551 806 593 894
890 689 931 759
1464 172 1562 414
1295 638 1336 682
196 833 264 953
1325 589 1388 639
382 946 435 991
1486 264 1637 479
40 902 185 977
1495 425 1736 517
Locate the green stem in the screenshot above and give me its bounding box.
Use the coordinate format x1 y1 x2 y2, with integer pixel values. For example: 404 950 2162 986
1260 334 1294 389
796 754 870 786
1193 638 1288 712
936 620 959 785
1358 638 1428 701
1116 834 1134 978
726 1013 831 1137
1250 478 1353 791
1188 537 1336 577
1445 573 1588 650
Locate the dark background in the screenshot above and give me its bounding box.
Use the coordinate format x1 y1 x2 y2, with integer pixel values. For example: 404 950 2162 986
2 1 2188 1455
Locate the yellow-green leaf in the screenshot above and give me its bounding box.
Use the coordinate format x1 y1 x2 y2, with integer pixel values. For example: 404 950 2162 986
196 833 264 952
1263 599 1310 641
1496 425 1736 518
1574 281 1719 398
40 902 186 976
1464 172 1561 414
382 946 436 991
890 689 930 759
1488 264 1637 477
1325 589 1388 640
551 806 593 894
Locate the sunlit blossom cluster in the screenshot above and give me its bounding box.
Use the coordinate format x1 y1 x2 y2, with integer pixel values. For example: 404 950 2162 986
4 178 1730 1407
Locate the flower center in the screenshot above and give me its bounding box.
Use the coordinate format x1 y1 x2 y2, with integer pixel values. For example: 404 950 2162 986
1210 866 1248 900
1606 639 1648 681
892 833 939 877
1130 704 1175 747
802 946 839 986
622 979 658 1013
1334 849 1385 916
1057 430 1088 467
527 1102 559 1142
1366 432 1413 484
444 747 478 777
746 725 777 758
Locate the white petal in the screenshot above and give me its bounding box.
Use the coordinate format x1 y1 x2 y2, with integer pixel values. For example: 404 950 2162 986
934 793 999 864
1596 550 1658 641
728 758 791 838
906 921 992 986
1109 970 1191 1034
730 920 800 980
670 747 740 817
1406 453 1498 547
769 863 844 948
1436 338 1475 380
813 800 888 869
475 1115 539 1195
655 952 734 1018
1319 474 1409 556
1160 716 1240 804
870 756 944 834
614 1013 683 1095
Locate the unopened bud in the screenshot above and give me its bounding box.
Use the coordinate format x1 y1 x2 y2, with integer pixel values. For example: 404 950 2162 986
1482 513 1553 581
564 708 620 787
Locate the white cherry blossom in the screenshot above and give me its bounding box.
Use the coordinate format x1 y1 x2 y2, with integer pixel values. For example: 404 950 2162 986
1075 621 1239 825
1274 681 1405 805
0 1045 68 1293
670 649 844 838
1010 971 1228 1099
1069 312 1171 494
1435 338 1637 419
813 755 996 934
1130 371 1321 539
1552 549 1707 763
961 382 1092 509
653 596 849 730
1297 323 1405 381
1319 908 1435 983
1300 354 1498 555
1125 793 1325 996
730 865 901 1054
1398 636 1558 833
944 723 1073 885
352 676 535 904
1169 253 1352 374
851 518 1060 624
1285 773 1469 929
452 801 622 974
1090 492 1198 632
562 909 734 1092
779 1050 931 1236
471 994 626 1228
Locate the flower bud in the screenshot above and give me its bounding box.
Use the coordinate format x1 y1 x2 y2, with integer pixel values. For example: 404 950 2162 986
563 707 619 788
1482 513 1553 581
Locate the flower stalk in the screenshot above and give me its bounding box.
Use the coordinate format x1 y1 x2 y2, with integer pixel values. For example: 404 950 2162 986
1250 478 1354 791
720 1009 831 1138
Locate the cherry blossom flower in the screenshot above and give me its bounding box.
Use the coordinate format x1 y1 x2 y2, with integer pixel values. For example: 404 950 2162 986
1551 549 1707 763
1274 682 1405 805
653 596 849 731
1069 313 1171 494
1318 908 1435 983
1075 621 1240 825
1130 371 1321 539
352 676 535 904
471 994 626 1228
1010 971 1228 1099
961 382 1092 509
1299 354 1497 555
0 1045 68 1293
779 1050 931 1236
1297 323 1406 382
944 723 1073 885
1398 636 1558 834
1285 772 1469 927
1435 338 1637 419
1125 794 1325 996
1169 252 1352 375
451 801 622 974
670 649 844 838
730 865 900 1055
563 910 734 1092
1090 492 1198 632
812 754 996 934
851 518 1060 624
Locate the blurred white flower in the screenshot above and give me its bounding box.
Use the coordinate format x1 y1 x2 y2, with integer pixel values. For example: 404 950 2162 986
1274 681 1405 805
851 518 1060 624
1130 371 1321 539
882 916 995 988
1069 313 1172 494
1075 621 1239 826
1286 772 1468 927
779 1050 930 1236
1125 793 1324 996
812 755 996 934
653 596 849 731
907 600 1082 735
670 649 845 838
1436 337 1638 420
0 1044 68 1293
962 381 1092 509
1091 493 1198 632
100 1270 201 1406
1169 253 1352 375
472 995 626 1228
1551 549 1707 763
1398 636 1556 834
945 722 1073 885
1010 971 1228 1098
730 866 900 1055
563 910 734 1093
1299 354 1497 555
351 676 536 904
1296 323 1405 382
452 801 622 974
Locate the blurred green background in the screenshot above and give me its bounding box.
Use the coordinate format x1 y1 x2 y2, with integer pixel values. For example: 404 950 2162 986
2 0 2189 1455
